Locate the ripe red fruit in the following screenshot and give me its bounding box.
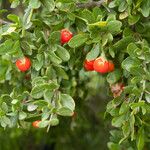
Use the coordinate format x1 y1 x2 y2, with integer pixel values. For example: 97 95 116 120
32 120 41 128
61 29 73 44
84 59 95 71
108 61 114 72
93 57 109 73
16 57 31 72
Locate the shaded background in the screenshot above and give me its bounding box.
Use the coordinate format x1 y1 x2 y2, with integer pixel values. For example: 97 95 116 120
0 93 110 150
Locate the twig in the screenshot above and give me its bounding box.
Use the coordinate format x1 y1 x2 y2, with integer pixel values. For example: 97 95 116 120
46 89 59 132
46 114 53 132
0 19 11 25
76 0 105 8
139 80 146 102
139 62 147 101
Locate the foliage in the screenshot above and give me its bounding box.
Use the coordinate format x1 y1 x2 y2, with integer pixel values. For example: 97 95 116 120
0 0 150 149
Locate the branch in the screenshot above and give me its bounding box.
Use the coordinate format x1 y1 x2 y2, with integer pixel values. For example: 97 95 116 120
0 19 11 25
76 0 105 8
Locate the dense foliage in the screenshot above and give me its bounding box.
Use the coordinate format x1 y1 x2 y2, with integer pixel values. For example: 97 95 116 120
0 0 150 149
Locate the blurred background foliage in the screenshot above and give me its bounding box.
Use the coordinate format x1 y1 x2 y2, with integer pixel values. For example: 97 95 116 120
0 75 110 150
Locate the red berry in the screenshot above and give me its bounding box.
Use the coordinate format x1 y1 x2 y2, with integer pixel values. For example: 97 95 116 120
84 59 95 71
16 57 31 72
61 29 73 44
32 120 41 128
108 61 114 72
93 57 109 73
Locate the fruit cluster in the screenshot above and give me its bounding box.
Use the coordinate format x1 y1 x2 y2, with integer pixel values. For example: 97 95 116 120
15 29 73 72
84 57 114 74
15 29 114 128
15 29 73 127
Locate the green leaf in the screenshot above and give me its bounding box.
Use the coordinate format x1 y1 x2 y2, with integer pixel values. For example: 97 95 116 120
57 107 73 116
128 15 140 25
1 26 16 36
50 114 59 126
112 114 126 127
107 142 120 150
31 85 45 99
57 94 75 116
31 83 59 99
112 36 134 53
54 66 69 80
38 120 49 128
33 54 44 71
122 57 141 72
141 1 150 17
44 90 53 103
80 9 95 24
32 77 46 86
108 1 117 8
33 100 48 108
48 31 60 44
109 108 119 117
118 1 128 12
7 14 20 24
41 0 55 12
137 127 145 150
10 0 20 8
127 43 141 58
107 69 122 84
23 7 33 29
122 121 130 138
129 101 145 110
29 0 41 9
102 33 113 46
130 114 135 141
0 39 14 55
119 101 129 115
107 20 122 34
49 51 62 64
130 66 145 76
86 44 100 60
1 102 8 113
19 111 27 120
145 93 150 103
27 104 38 112
11 99 18 105
2 116 11 125
68 34 88 48
60 94 75 111
55 45 70 62
88 21 107 28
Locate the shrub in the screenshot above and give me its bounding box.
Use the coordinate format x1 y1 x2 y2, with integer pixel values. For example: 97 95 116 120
0 0 150 149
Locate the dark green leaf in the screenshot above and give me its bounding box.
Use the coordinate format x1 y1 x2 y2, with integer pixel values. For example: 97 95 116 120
68 34 88 48
56 45 70 62
54 66 69 80
49 51 62 64
107 69 122 84
86 44 100 60
41 0 55 12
